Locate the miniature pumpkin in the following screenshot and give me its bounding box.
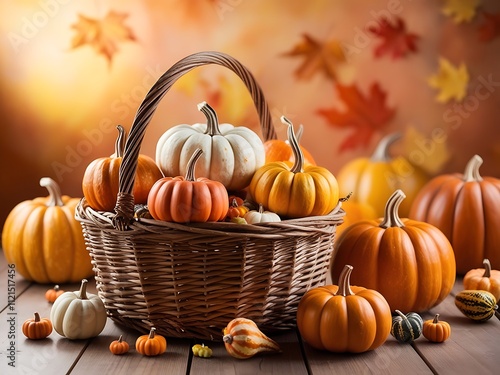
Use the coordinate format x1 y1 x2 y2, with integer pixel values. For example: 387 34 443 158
192 343 213 358
391 310 423 343
244 204 281 224
45 285 64 303
249 116 339 218
409 155 500 274
455 290 499 322
50 279 107 339
156 101 265 191
264 123 316 165
82 125 163 212
109 335 130 355
330 189 456 313
222 317 280 359
226 196 249 220
422 314 451 343
337 133 428 218
22 312 52 340
147 148 229 223
297 264 392 353
2 177 93 284
136 327 167 356
463 259 500 301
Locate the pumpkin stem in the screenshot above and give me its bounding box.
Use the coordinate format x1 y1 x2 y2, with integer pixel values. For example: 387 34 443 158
54 285 60 292
78 279 89 300
395 310 408 321
371 133 401 162
118 335 124 343
34 312 41 322
149 327 156 339
281 116 304 173
198 101 222 136
432 314 440 324
185 148 203 182
222 333 233 344
258 203 264 214
334 264 355 297
115 125 126 158
40 177 64 207
482 259 491 278
379 189 406 228
463 154 483 182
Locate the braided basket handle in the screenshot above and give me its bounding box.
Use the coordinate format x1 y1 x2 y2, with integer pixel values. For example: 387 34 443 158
113 51 276 230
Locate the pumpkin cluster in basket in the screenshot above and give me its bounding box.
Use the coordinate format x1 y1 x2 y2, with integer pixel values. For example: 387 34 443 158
81 101 340 224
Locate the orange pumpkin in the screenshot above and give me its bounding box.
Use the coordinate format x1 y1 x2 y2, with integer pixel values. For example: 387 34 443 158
331 189 456 313
22 312 52 340
422 314 451 343
336 133 428 218
226 196 249 220
82 125 163 212
297 264 392 353
249 117 339 218
463 259 500 301
45 285 64 303
264 124 316 165
147 149 229 223
135 327 167 357
109 335 130 355
409 155 500 274
2 178 93 284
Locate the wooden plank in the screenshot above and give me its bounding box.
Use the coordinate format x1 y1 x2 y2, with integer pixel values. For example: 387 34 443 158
189 330 308 375
0 280 87 375
303 335 433 375
70 320 192 375
414 278 500 374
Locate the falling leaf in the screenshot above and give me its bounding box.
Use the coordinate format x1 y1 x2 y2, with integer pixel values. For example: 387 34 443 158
400 126 450 175
281 33 346 80
442 0 480 24
368 17 419 59
70 11 136 63
317 83 395 151
477 12 500 42
427 58 469 103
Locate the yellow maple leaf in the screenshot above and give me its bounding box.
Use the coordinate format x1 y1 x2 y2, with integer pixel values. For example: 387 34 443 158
401 126 450 175
70 11 136 63
282 33 346 80
427 58 469 103
442 0 481 24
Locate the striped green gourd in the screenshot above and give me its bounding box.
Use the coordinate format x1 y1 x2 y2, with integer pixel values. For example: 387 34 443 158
391 310 423 343
455 290 498 322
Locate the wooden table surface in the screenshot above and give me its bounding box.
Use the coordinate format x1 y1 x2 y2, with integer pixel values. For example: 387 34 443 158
1 251 499 375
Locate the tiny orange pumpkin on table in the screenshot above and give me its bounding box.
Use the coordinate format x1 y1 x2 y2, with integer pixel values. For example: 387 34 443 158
109 335 130 355
45 285 64 303
463 259 500 301
422 314 451 343
136 327 167 357
22 312 53 340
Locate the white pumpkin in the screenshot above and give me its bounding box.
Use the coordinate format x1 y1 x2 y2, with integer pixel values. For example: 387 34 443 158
244 204 281 224
50 279 107 340
156 101 265 191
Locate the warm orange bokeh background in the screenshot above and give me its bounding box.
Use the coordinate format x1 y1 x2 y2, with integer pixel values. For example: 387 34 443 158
1 0 499 230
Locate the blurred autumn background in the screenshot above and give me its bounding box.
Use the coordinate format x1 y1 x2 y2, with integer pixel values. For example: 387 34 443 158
1 0 500 230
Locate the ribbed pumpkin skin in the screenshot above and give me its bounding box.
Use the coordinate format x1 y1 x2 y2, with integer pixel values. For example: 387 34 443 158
2 179 93 284
136 328 167 356
331 190 456 313
422 314 451 343
223 318 280 359
409 155 500 275
391 310 423 343
22 313 53 340
454 290 497 321
463 259 500 301
297 265 392 353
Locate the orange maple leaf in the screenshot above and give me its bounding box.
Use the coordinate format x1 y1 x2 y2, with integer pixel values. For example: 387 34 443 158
317 83 395 151
368 17 419 59
282 33 346 80
70 11 136 63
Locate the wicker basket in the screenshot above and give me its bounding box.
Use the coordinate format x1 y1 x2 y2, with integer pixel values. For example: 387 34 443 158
76 51 344 341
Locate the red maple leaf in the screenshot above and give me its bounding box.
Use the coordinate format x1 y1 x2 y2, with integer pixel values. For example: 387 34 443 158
477 12 500 42
317 83 395 151
368 17 419 59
